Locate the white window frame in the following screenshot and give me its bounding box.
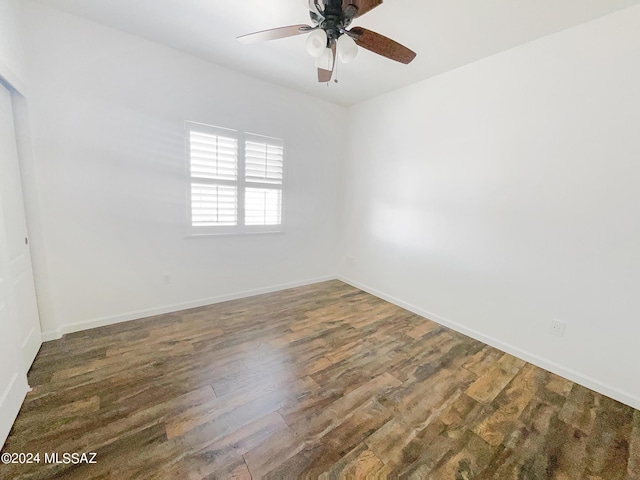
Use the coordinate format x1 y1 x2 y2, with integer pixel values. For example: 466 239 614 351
185 121 284 236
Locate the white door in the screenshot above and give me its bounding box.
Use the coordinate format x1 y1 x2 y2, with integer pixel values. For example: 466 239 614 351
0 187 29 448
0 82 41 447
0 83 41 367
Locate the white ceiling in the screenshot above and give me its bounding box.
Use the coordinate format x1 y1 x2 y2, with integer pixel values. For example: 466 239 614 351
33 0 640 106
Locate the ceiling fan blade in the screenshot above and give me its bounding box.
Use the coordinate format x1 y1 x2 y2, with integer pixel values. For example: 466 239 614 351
317 44 336 82
343 0 382 18
349 27 416 64
237 24 313 44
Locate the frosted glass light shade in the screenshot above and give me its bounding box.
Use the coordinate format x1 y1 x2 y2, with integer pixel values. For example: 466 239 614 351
337 34 358 63
305 29 328 58
315 47 334 71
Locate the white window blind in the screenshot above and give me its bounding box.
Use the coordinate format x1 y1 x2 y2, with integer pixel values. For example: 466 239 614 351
186 122 284 235
189 132 237 181
245 141 283 184
245 188 282 226
244 135 283 227
191 183 237 226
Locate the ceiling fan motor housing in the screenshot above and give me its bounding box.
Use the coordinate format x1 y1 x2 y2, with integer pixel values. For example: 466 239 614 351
317 1 358 47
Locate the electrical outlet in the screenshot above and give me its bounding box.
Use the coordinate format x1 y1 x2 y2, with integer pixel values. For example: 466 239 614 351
346 256 357 267
550 319 566 337
163 273 171 285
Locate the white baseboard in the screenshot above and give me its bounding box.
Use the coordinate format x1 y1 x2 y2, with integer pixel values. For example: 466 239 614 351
338 275 640 411
40 275 337 342
41 330 62 342
20 326 42 369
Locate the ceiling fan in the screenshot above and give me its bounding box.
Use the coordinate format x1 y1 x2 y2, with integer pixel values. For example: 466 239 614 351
237 0 417 83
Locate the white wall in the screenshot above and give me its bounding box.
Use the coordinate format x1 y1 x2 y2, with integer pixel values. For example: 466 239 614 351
340 5 640 408
21 1 347 338
0 0 26 89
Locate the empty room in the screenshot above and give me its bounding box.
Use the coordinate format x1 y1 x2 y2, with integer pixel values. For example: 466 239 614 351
1 0 639 478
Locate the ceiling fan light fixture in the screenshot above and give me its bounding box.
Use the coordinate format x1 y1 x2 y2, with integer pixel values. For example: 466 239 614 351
337 33 358 63
315 47 334 72
305 29 328 58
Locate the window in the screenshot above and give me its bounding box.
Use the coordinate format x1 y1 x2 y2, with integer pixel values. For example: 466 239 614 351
186 122 284 235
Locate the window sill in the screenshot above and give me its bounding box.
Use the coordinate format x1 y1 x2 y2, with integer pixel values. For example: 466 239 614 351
184 228 284 238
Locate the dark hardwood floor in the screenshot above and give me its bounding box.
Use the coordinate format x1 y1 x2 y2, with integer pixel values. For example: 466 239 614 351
1 280 639 479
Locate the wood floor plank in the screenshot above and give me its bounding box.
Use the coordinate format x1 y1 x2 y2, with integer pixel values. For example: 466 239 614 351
243 372 401 477
465 353 526 404
428 430 496 480
584 395 634 478
406 321 439 339
170 375 319 444
472 363 539 447
163 412 289 479
559 383 599 435
1 280 637 479
475 398 556 478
